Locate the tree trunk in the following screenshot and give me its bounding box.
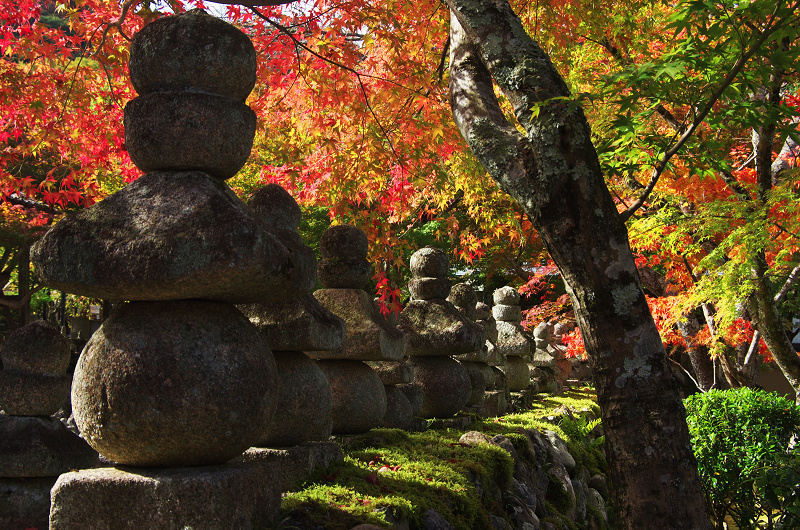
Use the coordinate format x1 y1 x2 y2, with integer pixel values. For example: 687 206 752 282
446 2 712 527
677 311 717 391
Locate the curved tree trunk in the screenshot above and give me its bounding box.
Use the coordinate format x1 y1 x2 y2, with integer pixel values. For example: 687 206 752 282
445 2 712 527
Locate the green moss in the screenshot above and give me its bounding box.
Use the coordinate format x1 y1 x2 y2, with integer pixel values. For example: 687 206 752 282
278 390 607 529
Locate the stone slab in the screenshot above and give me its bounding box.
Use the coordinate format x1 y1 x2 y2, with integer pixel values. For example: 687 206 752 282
240 293 345 352
236 441 343 492
49 462 280 529
0 476 55 530
309 289 405 361
365 361 414 385
0 415 97 477
398 299 484 357
31 171 316 303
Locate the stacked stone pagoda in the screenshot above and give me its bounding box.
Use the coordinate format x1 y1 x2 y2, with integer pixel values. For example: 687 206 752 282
32 10 311 527
493 286 533 392
0 322 96 530
448 283 487 408
397 247 484 418
309 225 405 434
238 184 344 446
530 322 563 394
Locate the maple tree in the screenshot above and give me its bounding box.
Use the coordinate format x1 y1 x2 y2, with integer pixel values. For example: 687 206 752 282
3 0 800 526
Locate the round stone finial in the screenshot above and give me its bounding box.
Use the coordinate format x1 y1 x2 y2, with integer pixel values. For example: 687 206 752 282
247 184 302 231
129 9 257 102
0 320 70 375
447 283 478 311
493 286 519 306
319 225 369 260
409 247 448 278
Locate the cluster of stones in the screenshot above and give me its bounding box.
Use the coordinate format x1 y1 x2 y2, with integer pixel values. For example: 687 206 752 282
450 285 507 417
0 321 96 530
397 247 484 418
492 286 533 392
238 185 344 447
309 225 406 433
530 322 561 394
31 10 313 526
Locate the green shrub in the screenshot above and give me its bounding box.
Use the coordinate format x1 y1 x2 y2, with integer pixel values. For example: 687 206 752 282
685 387 800 529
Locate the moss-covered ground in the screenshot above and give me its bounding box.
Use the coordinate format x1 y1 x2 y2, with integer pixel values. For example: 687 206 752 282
276 387 604 530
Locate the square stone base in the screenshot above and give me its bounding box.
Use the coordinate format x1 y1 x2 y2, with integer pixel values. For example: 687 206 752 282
237 440 343 492
50 461 280 529
0 476 56 530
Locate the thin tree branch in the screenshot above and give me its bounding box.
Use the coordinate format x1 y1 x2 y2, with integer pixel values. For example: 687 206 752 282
620 1 789 222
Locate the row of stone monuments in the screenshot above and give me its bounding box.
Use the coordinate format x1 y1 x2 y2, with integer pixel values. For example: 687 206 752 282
0 9 586 529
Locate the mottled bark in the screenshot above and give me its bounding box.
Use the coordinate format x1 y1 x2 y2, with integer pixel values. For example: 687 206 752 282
446 2 712 528
677 311 717 391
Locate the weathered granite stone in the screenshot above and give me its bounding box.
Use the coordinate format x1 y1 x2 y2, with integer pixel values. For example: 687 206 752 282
0 415 97 477
0 321 70 375
320 224 369 259
237 441 344 492
410 356 471 418
381 386 413 430
316 360 387 434
0 372 70 416
475 302 491 320
72 301 277 466
531 348 556 368
453 347 491 363
366 360 414 385
503 356 531 392
311 289 405 361
32 171 316 303
125 92 256 179
247 183 303 230
493 286 519 306
495 321 531 357
533 322 551 340
447 283 478 320
318 259 372 290
0 477 55 530
49 463 280 529
589 474 609 500
408 277 452 301
545 430 576 474
492 304 522 322
129 9 256 102
459 361 486 407
398 299 484 356
479 363 496 389
410 246 449 278
397 383 423 416
317 225 372 289
240 293 345 352
258 351 332 447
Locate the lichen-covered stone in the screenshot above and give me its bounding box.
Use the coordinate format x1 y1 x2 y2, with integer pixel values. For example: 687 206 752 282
129 9 256 102
495 321 531 357
31 171 315 303
493 286 519 306
310 289 405 361
72 301 277 467
0 416 97 477
124 92 256 179
49 463 280 530
411 356 471 419
447 283 478 320
399 299 484 356
365 361 414 385
247 183 303 231
409 247 449 278
257 351 332 447
0 372 70 417
503 356 531 391
317 225 371 289
381 386 413 430
459 361 486 407
319 224 369 259
0 321 70 375
408 277 451 301
239 294 345 352
316 360 386 434
492 304 522 322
